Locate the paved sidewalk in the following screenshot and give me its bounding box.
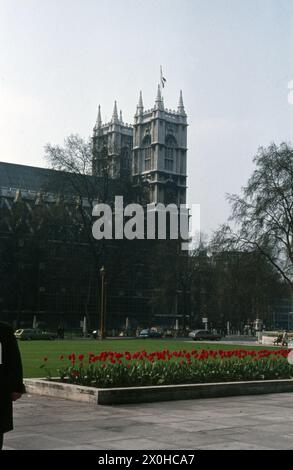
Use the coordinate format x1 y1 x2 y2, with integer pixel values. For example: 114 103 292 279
4 392 293 450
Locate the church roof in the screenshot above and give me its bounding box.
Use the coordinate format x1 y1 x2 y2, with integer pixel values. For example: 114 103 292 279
0 161 63 192
0 161 128 200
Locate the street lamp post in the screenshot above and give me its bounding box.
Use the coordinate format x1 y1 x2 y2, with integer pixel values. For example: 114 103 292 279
99 266 106 340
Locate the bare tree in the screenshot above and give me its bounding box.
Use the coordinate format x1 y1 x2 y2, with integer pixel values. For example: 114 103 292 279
44 134 139 331
215 143 293 286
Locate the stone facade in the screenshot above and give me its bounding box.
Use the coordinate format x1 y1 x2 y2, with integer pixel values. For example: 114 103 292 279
93 86 188 205
92 102 133 180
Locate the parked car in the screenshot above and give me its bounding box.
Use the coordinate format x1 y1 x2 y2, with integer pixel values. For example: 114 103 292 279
188 329 222 341
138 329 162 339
164 330 174 338
14 328 57 340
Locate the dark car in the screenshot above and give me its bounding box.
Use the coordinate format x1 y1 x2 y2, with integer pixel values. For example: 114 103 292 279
188 329 222 341
14 328 57 340
138 329 162 339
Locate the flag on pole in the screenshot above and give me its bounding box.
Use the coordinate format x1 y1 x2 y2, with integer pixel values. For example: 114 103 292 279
160 66 166 88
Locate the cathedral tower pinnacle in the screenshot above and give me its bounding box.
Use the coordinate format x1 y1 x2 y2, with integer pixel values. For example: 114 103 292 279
96 104 102 128
112 100 119 122
178 90 186 115
155 84 164 110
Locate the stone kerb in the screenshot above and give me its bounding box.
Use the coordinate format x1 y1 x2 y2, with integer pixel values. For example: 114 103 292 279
24 378 293 406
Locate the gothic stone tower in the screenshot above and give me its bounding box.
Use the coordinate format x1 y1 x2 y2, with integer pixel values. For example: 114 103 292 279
92 101 133 180
132 87 187 205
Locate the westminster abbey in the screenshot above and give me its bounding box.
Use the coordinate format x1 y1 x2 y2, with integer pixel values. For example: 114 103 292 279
0 86 188 332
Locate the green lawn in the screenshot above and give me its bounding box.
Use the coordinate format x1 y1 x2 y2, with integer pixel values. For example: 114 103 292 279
18 338 273 378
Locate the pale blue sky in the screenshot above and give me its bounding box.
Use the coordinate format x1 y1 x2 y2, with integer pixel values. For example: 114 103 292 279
1 0 293 231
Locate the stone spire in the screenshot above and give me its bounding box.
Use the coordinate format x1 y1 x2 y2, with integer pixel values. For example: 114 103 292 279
155 84 164 110
136 90 144 114
112 100 119 122
178 90 186 115
156 84 162 101
120 110 123 123
96 104 102 127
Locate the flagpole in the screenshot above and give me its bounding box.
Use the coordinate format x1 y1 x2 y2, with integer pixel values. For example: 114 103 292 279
160 65 166 89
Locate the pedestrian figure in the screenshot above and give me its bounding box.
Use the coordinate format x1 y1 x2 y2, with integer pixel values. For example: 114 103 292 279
57 325 64 339
282 330 288 347
0 322 24 450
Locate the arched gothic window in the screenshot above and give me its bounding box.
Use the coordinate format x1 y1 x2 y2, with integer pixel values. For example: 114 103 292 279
142 135 151 171
121 147 130 170
165 135 176 172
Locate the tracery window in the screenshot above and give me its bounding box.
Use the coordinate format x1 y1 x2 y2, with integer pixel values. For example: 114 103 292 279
165 135 176 171
142 135 151 171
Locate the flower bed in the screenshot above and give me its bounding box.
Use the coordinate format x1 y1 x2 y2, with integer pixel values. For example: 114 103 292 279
40 348 293 388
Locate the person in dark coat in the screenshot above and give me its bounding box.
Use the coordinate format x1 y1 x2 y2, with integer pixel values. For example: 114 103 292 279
0 322 24 450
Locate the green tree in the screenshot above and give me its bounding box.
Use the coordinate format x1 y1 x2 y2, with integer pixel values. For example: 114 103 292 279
223 142 293 286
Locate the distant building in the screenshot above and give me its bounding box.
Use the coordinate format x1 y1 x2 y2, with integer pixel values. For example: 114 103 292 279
270 297 293 331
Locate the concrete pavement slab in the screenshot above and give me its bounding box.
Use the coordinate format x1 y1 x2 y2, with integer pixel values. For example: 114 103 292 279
4 392 293 450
